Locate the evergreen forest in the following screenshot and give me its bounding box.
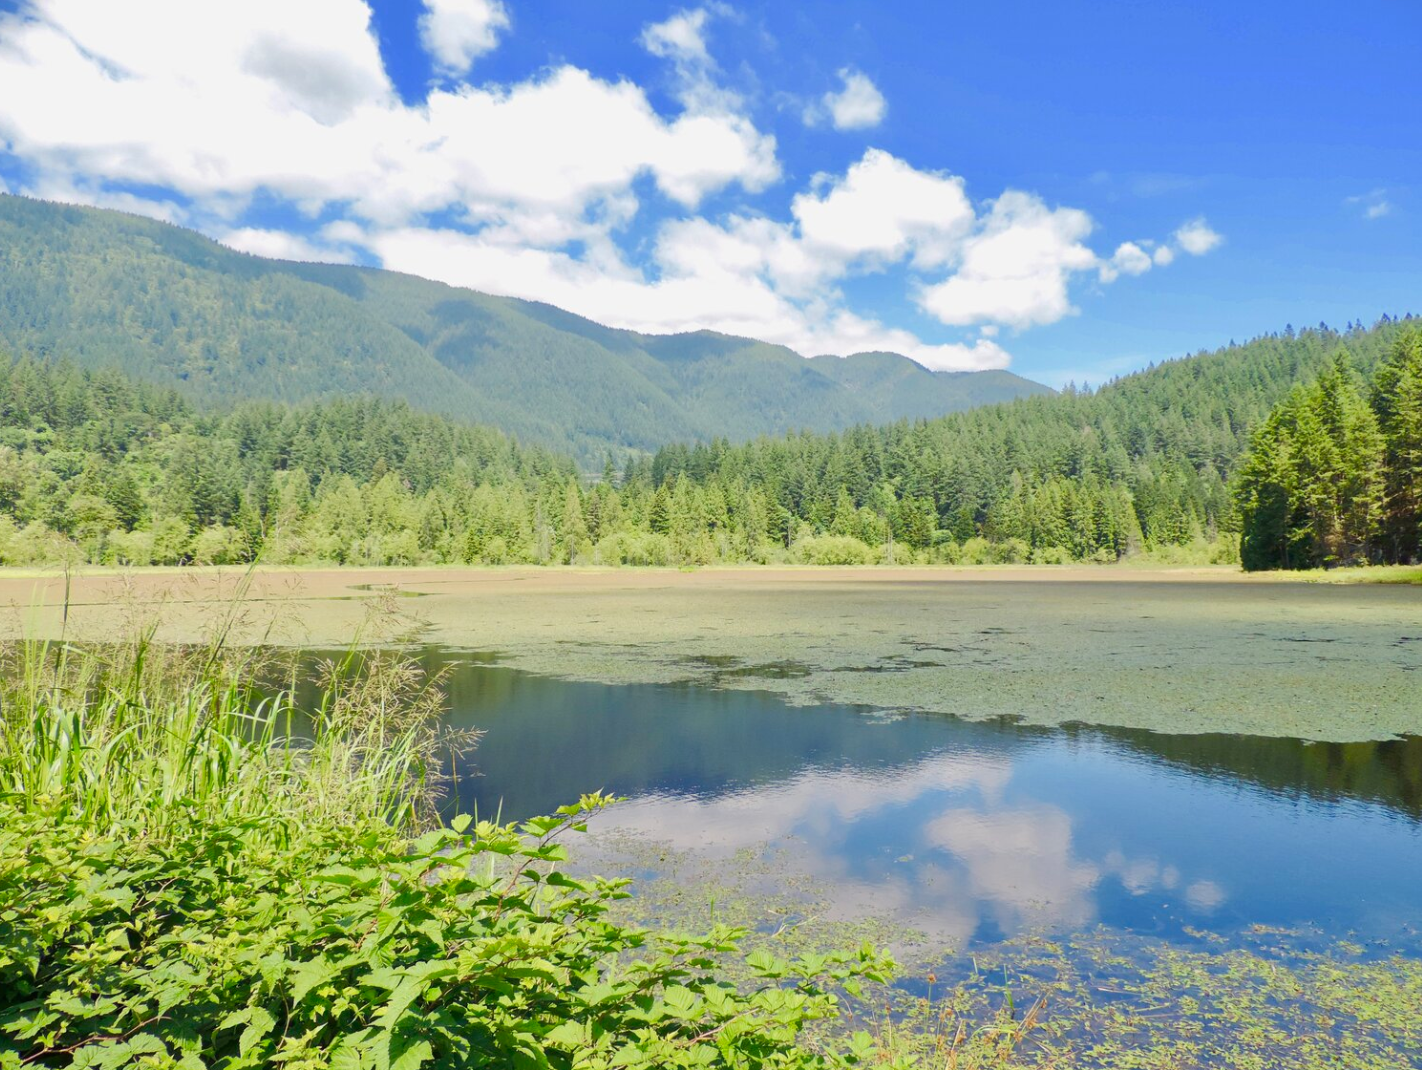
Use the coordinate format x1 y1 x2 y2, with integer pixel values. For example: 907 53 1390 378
0 318 1415 570
1236 328 1422 569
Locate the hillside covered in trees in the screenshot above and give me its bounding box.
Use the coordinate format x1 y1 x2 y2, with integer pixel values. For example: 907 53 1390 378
0 318 1413 569
0 194 1048 462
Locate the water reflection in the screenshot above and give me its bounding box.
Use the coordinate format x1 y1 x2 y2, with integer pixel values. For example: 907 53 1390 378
330 648 1422 944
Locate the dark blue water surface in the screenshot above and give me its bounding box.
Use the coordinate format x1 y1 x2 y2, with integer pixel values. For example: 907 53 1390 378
403 649 1422 946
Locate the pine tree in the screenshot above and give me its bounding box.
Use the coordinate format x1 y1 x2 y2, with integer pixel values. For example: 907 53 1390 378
561 481 588 564
1372 329 1422 561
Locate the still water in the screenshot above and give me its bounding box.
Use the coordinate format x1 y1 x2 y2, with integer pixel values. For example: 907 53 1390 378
402 648 1422 947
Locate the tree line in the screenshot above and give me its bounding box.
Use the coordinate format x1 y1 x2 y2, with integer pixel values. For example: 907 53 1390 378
0 317 1414 569
1236 328 1422 569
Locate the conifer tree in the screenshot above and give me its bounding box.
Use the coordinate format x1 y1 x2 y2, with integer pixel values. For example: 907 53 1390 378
1372 329 1422 561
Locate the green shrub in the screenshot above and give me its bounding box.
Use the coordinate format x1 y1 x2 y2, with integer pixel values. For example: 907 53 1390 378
106 528 156 566
1029 545 1072 565
990 538 1031 564
956 537 993 565
191 524 244 565
595 532 674 566
793 535 874 565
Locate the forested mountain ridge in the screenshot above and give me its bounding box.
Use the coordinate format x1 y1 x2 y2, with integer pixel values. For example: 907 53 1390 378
0 194 1049 461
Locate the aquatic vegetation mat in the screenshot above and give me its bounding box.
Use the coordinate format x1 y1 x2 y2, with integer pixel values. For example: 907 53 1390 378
7 569 1419 741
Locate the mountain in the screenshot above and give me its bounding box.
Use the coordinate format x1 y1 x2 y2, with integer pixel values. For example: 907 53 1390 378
0 195 1050 460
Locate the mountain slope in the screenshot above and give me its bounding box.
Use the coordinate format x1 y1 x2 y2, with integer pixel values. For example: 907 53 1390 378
0 195 1050 460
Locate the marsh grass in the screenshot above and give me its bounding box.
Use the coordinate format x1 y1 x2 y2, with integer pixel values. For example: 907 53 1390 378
0 578 467 839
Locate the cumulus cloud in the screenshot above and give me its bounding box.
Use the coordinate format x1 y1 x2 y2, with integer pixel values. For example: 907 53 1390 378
791 149 973 273
918 192 1097 328
0 0 1216 373
419 0 509 77
21 176 186 223
806 68 887 130
0 2 776 221
370 209 1013 371
1099 241 1154 283
1174 217 1223 255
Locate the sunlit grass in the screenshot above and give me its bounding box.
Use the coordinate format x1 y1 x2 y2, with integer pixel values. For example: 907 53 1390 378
0 634 455 841
1295 563 1422 585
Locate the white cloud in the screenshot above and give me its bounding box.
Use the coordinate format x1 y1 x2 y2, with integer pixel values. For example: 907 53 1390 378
0 0 1211 374
419 0 509 77
1097 240 1153 283
320 219 368 246
1174 217 1223 255
371 214 1013 370
639 5 744 115
918 192 1097 328
640 7 713 64
1152 244 1175 266
0 3 776 223
1112 241 1153 276
220 226 358 263
806 68 887 130
20 176 186 223
791 149 973 273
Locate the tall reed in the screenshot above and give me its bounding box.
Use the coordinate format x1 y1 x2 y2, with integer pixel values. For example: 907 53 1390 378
0 612 463 840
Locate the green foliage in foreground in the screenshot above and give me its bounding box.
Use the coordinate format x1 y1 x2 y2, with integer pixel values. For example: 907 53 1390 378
0 802 895 1070
1236 328 1422 569
0 640 901 1070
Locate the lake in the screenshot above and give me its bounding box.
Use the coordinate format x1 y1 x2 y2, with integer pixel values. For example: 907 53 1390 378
407 647 1422 949
14 563 1418 1059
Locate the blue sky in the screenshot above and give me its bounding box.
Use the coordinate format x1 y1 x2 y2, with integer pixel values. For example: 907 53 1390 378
0 0 1417 387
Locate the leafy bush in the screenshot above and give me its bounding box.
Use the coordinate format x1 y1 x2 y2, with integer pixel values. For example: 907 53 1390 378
990 538 1030 565
956 537 994 565
793 535 874 566
595 532 674 567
